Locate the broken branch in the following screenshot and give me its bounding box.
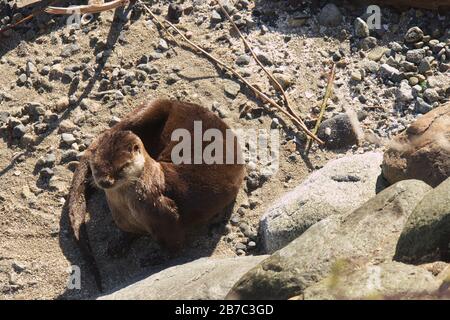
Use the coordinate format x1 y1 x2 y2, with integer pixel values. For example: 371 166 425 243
138 0 323 144
217 0 304 125
137 2 181 48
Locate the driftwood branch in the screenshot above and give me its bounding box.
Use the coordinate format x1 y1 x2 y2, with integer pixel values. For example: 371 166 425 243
45 0 129 15
0 0 129 34
138 0 323 144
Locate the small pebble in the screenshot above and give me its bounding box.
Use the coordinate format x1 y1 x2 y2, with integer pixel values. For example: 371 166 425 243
404 27 424 43
158 39 169 51
61 133 76 145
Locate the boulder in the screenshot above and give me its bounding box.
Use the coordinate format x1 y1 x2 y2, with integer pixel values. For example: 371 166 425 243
382 103 450 187
98 255 268 300
260 152 386 253
304 262 440 300
227 180 431 300
395 177 450 263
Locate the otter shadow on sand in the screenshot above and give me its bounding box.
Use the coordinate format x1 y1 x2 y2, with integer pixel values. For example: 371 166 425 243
57 184 235 299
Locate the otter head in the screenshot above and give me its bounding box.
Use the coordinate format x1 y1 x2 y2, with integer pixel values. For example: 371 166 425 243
90 130 146 190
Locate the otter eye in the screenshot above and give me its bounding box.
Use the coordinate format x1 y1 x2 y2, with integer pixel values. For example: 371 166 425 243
133 144 139 153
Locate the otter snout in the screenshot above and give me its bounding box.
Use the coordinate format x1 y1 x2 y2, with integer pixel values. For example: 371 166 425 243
97 177 115 189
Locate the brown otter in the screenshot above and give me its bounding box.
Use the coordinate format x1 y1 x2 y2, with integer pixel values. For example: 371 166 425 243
68 99 245 291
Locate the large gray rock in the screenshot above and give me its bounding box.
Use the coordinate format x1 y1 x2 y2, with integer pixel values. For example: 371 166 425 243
395 177 450 263
304 262 440 300
260 152 386 253
98 255 267 300
227 180 431 300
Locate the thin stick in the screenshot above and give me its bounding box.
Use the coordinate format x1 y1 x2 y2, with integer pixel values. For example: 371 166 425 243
305 63 336 153
138 0 323 144
217 0 303 125
137 1 180 47
163 15 322 143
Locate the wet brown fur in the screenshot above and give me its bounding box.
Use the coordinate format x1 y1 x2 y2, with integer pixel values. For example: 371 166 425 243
68 99 245 291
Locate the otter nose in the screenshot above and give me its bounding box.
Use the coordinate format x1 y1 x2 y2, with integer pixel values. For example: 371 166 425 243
98 178 114 189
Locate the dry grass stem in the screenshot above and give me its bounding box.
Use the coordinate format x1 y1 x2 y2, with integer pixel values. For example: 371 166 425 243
305 63 336 152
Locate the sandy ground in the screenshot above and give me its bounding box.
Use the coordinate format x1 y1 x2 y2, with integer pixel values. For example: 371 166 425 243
0 0 447 299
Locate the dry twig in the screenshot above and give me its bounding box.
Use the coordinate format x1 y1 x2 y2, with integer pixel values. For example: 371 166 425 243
46 0 179 46
138 0 323 144
305 63 336 153
216 0 303 125
137 1 180 47
0 0 129 35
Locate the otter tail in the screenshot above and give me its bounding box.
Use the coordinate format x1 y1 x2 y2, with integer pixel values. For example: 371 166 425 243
68 155 103 292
